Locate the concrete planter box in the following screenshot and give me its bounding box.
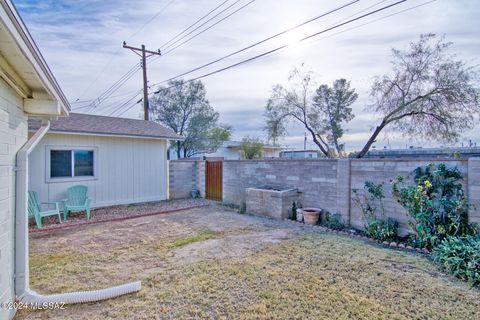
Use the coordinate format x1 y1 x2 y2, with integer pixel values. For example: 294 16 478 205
246 186 300 220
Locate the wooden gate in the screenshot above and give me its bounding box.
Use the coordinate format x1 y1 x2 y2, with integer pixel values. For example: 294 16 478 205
205 161 222 201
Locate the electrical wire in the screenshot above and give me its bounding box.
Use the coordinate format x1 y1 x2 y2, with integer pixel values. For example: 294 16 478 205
106 91 144 116
160 0 243 52
154 0 411 93
74 0 176 102
161 0 257 55
160 0 230 49
151 0 361 86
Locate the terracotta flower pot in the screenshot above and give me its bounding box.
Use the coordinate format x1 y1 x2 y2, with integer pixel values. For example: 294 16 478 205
302 208 321 225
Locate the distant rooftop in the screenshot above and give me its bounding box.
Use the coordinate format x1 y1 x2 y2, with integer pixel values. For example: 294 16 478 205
365 147 480 159
225 141 282 150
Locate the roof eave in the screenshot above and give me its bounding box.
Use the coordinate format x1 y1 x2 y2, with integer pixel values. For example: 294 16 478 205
28 128 185 141
1 0 70 116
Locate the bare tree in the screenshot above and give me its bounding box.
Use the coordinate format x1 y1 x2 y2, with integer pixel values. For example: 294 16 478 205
357 34 480 158
265 67 357 157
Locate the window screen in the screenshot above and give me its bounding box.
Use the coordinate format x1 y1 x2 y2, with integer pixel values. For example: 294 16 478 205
50 150 72 178
74 150 94 176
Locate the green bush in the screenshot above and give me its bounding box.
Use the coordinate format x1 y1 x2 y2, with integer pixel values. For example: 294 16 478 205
353 181 398 241
239 202 246 214
432 236 480 286
364 217 398 242
322 212 345 230
393 163 477 249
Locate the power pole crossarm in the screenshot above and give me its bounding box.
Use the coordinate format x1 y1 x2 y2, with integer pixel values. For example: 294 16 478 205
122 42 161 120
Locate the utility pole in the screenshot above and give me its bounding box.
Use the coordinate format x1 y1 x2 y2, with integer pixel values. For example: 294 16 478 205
123 42 161 120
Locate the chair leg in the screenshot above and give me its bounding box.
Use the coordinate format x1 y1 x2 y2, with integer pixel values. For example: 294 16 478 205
86 208 91 221
58 213 62 224
34 214 42 229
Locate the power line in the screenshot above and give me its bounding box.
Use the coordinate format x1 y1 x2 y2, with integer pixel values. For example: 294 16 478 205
153 0 411 93
152 0 361 86
160 0 243 52
266 0 437 61
84 63 141 110
160 0 230 49
74 0 176 102
70 88 143 106
107 91 144 117
160 0 257 55
129 0 177 39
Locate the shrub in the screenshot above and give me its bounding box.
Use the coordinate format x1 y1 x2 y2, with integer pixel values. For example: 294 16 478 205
393 163 477 249
364 218 398 242
432 236 480 286
353 181 398 241
239 202 246 214
322 212 345 230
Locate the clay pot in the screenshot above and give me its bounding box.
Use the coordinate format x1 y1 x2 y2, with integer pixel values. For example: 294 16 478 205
302 208 321 225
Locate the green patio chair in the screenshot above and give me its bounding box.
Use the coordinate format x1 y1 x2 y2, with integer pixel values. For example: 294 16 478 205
63 185 91 221
28 191 62 228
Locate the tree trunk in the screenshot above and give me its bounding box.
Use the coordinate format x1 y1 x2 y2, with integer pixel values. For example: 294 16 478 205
176 141 181 159
356 121 386 158
305 127 329 157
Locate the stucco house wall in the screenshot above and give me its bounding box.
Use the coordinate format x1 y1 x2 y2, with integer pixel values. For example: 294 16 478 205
29 133 168 207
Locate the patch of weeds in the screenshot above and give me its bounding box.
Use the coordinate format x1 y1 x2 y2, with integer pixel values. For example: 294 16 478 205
239 202 246 214
322 212 345 230
167 230 218 249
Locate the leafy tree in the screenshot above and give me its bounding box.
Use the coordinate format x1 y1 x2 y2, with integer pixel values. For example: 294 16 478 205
151 79 231 158
357 34 480 158
313 79 357 156
265 67 357 157
241 137 263 159
263 107 286 146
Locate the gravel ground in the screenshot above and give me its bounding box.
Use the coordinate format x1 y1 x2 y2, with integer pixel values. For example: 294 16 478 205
30 198 212 232
17 204 480 319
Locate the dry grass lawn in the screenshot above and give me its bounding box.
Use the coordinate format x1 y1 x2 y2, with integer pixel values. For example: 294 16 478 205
15 205 480 319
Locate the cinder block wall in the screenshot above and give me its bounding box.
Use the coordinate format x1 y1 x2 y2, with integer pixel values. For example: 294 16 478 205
468 158 480 224
0 77 28 320
223 159 339 214
349 159 468 234
169 158 479 235
168 160 198 199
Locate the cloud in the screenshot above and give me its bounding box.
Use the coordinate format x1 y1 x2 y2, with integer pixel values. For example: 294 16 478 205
13 0 480 151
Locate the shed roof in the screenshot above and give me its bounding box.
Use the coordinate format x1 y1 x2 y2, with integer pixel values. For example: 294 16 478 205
29 113 184 140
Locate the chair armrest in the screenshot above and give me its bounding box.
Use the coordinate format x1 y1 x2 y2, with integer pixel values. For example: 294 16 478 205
41 202 60 210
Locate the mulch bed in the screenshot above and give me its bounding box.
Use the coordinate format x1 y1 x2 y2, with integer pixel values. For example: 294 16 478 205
29 198 213 233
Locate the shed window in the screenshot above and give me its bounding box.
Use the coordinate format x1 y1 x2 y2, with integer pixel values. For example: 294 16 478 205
50 150 94 178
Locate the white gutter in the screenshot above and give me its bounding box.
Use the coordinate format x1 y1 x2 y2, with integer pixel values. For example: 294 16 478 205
14 121 140 307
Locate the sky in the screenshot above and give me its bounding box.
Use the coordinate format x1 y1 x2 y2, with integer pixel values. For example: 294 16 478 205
13 0 480 151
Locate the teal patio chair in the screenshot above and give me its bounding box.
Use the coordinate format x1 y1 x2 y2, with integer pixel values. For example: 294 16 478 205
28 191 62 228
63 185 91 221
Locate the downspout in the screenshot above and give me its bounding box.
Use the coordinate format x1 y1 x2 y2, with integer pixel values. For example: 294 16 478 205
15 120 140 306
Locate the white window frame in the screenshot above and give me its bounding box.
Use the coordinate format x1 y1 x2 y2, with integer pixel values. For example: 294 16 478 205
46 146 98 183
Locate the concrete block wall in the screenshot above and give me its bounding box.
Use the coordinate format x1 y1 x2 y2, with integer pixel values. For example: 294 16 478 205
169 160 198 199
169 157 479 236
222 159 339 214
468 158 480 224
349 159 468 235
0 77 28 320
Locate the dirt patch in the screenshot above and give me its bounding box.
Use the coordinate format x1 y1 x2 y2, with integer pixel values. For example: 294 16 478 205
171 229 290 264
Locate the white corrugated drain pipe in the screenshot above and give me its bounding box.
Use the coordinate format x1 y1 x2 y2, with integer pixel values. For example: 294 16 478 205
15 120 141 306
